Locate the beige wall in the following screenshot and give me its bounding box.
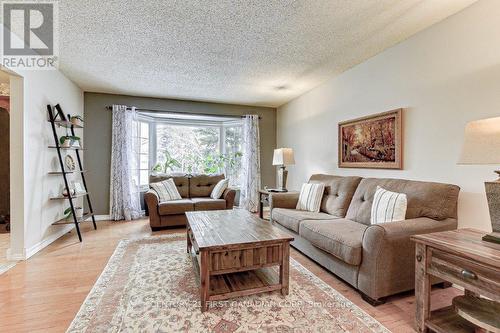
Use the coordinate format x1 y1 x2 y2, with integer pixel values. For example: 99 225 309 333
277 0 500 232
84 93 276 215
8 68 84 259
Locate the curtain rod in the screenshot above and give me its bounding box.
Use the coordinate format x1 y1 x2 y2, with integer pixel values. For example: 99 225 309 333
104 106 261 119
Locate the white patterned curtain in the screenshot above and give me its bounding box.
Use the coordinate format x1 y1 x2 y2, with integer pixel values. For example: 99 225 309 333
109 105 142 221
240 114 261 212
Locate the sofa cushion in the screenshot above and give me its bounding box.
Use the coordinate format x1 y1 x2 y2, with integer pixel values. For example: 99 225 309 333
158 199 194 215
191 197 226 211
308 174 362 217
150 173 190 198
190 174 225 197
272 208 337 233
299 219 367 266
346 178 460 225
149 178 182 202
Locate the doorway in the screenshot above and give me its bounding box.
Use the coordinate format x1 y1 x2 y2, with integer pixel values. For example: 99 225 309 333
0 70 12 273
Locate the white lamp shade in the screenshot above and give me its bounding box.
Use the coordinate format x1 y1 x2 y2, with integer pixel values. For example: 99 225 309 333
273 148 295 166
459 116 500 165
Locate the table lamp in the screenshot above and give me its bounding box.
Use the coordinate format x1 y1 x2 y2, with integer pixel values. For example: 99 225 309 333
459 116 500 244
273 148 295 192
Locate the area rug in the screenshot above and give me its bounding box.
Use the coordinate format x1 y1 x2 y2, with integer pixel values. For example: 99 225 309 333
67 234 389 333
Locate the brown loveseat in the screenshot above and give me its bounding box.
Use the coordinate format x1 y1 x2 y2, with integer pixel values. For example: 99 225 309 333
145 174 236 230
270 174 460 305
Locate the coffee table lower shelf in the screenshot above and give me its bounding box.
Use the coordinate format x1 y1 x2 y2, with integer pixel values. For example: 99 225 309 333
190 248 283 309
425 306 478 333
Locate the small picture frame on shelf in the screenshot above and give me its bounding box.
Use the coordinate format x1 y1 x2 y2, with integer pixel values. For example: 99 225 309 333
65 155 76 171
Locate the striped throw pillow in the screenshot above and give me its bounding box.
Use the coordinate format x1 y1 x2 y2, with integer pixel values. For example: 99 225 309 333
150 178 182 202
370 186 407 224
296 183 325 212
211 179 229 199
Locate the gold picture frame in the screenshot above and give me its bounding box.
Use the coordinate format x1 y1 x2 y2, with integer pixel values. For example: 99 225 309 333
338 109 403 169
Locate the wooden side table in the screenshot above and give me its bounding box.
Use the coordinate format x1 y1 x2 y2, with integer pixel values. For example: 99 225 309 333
258 189 271 219
411 229 500 333
258 189 299 220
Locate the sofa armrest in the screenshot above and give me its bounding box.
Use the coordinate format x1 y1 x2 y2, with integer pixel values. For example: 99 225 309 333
223 188 236 209
144 190 161 228
269 192 300 210
357 217 457 300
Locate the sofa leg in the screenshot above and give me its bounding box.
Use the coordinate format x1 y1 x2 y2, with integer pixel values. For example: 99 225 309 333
438 281 452 289
360 292 386 306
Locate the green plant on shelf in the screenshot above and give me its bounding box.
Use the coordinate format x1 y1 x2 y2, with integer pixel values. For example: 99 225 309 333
70 115 84 121
59 135 80 144
64 207 82 220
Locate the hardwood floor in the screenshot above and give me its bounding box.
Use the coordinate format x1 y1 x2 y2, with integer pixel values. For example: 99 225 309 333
0 219 460 332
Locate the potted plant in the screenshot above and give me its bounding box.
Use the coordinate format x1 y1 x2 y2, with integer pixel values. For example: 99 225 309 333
64 206 83 220
70 115 84 127
59 135 81 148
152 151 181 173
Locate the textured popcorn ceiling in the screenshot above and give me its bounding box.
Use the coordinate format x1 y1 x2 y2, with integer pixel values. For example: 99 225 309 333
59 0 476 107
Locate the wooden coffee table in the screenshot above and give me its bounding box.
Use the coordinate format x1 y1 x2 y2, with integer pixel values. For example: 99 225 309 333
186 209 294 312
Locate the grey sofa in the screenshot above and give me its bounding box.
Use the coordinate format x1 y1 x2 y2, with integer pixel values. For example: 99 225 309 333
270 174 460 305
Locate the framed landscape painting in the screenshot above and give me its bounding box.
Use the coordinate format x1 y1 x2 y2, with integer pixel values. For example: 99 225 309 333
338 109 403 169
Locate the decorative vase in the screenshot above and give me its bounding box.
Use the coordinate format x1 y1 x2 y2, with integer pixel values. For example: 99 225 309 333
62 188 75 197
61 139 72 148
75 207 84 218
71 139 81 148
71 118 83 127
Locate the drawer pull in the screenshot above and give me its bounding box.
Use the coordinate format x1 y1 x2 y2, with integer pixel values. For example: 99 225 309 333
461 269 477 280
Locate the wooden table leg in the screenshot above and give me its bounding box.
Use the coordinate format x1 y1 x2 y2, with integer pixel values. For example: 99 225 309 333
465 289 479 297
415 243 430 333
200 250 210 312
186 226 192 253
280 242 290 296
259 193 264 219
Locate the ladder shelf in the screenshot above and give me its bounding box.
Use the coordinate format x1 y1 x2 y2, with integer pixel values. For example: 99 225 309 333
47 104 97 241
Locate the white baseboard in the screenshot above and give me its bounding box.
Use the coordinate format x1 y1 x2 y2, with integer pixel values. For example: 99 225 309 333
7 224 74 260
6 248 25 261
93 215 110 221
6 214 130 260
91 214 144 221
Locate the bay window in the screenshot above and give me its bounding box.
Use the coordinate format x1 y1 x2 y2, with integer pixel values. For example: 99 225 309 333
134 113 243 189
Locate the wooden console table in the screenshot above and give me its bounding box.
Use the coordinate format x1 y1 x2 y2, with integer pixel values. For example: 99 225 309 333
411 229 500 333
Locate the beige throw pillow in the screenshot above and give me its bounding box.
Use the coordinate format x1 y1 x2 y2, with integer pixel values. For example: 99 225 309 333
370 186 407 224
150 178 182 202
296 183 325 213
211 179 229 199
